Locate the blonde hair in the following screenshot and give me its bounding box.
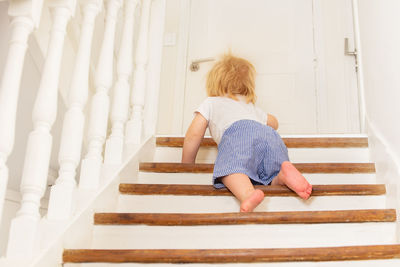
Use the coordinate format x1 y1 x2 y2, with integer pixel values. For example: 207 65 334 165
206 53 256 103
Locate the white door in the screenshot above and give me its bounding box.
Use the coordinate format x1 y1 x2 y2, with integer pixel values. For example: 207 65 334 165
180 0 360 135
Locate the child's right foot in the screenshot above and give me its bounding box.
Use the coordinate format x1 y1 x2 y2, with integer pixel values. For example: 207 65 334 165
273 161 313 200
240 189 265 212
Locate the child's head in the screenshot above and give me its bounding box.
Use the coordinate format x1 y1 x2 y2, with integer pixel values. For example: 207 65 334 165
206 53 256 103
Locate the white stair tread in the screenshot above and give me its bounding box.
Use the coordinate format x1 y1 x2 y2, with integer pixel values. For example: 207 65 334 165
153 147 371 163
132 173 377 185
89 223 396 249
116 195 387 213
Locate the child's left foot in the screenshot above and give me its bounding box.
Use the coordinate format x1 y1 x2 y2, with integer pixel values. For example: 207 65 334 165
273 161 313 200
240 189 265 212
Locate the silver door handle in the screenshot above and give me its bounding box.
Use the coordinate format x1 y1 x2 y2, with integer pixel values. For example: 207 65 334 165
344 38 358 72
344 38 357 56
190 57 215 72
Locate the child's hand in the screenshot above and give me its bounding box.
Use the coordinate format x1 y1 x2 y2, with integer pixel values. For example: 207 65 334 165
267 114 279 130
182 113 208 163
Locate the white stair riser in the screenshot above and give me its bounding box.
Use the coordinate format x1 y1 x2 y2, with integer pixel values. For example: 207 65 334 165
90 223 396 249
115 195 387 213
131 173 378 185
64 259 400 267
154 147 371 163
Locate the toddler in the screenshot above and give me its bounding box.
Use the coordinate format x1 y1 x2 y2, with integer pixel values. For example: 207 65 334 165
182 54 312 212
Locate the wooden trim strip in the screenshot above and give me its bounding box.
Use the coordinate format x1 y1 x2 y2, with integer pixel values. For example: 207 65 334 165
63 245 400 263
139 162 376 173
94 209 396 225
156 137 369 148
119 184 386 196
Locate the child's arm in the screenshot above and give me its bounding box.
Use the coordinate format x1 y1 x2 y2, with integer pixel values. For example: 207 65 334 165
267 113 279 130
182 113 208 163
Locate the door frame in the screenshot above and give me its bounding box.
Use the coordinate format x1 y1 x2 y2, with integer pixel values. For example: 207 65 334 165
171 0 192 134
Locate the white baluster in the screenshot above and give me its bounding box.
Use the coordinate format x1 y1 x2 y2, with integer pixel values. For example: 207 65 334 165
104 0 139 165
79 0 122 190
47 0 102 221
144 0 166 138
0 0 43 231
7 1 75 258
125 0 152 150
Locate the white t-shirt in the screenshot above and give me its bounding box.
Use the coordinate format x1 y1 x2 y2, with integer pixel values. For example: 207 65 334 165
195 96 268 145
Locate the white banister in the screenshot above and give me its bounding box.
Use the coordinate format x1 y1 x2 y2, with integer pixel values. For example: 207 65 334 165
0 0 43 231
144 0 166 138
125 0 152 150
47 0 102 221
79 0 122 190
6 1 75 259
104 0 139 165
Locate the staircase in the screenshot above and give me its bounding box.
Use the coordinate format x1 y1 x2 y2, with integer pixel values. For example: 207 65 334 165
63 136 400 266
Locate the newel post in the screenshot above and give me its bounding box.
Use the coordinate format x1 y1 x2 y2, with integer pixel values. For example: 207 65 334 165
104 0 139 165
0 0 43 229
47 0 102 221
6 0 76 259
125 0 152 151
79 0 122 190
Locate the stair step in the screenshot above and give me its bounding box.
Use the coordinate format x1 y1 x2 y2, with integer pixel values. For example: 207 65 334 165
156 137 369 148
139 162 376 173
154 146 371 163
135 173 378 185
63 259 400 267
119 184 386 196
64 245 400 263
89 222 396 249
94 209 396 225
117 195 387 213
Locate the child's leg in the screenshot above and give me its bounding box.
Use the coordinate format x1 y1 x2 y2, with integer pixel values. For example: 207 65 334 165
271 161 312 200
221 173 265 212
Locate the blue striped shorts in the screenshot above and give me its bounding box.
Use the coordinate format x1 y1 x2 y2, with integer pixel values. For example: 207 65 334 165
213 120 289 189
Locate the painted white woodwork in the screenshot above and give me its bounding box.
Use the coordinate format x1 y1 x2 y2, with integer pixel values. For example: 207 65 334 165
158 1 360 136
312 0 360 133
0 15 34 239
181 0 317 134
352 0 366 133
136 172 377 186
125 0 152 148
152 146 371 163
6 3 73 259
143 0 166 138
7 0 44 29
47 0 102 221
104 0 139 165
79 0 122 190
117 194 387 214
92 223 396 249
0 0 42 242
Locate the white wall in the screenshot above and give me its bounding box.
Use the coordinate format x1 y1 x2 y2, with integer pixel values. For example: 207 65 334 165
357 0 400 209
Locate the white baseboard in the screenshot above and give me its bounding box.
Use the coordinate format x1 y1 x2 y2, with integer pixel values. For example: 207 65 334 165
367 120 400 242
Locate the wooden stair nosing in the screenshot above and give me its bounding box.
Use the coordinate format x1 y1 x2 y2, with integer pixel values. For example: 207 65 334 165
156 137 369 148
139 162 376 173
94 209 396 225
119 184 386 196
63 245 400 263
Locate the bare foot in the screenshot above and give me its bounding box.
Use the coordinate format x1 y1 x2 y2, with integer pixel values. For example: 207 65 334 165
273 161 313 200
240 189 265 212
